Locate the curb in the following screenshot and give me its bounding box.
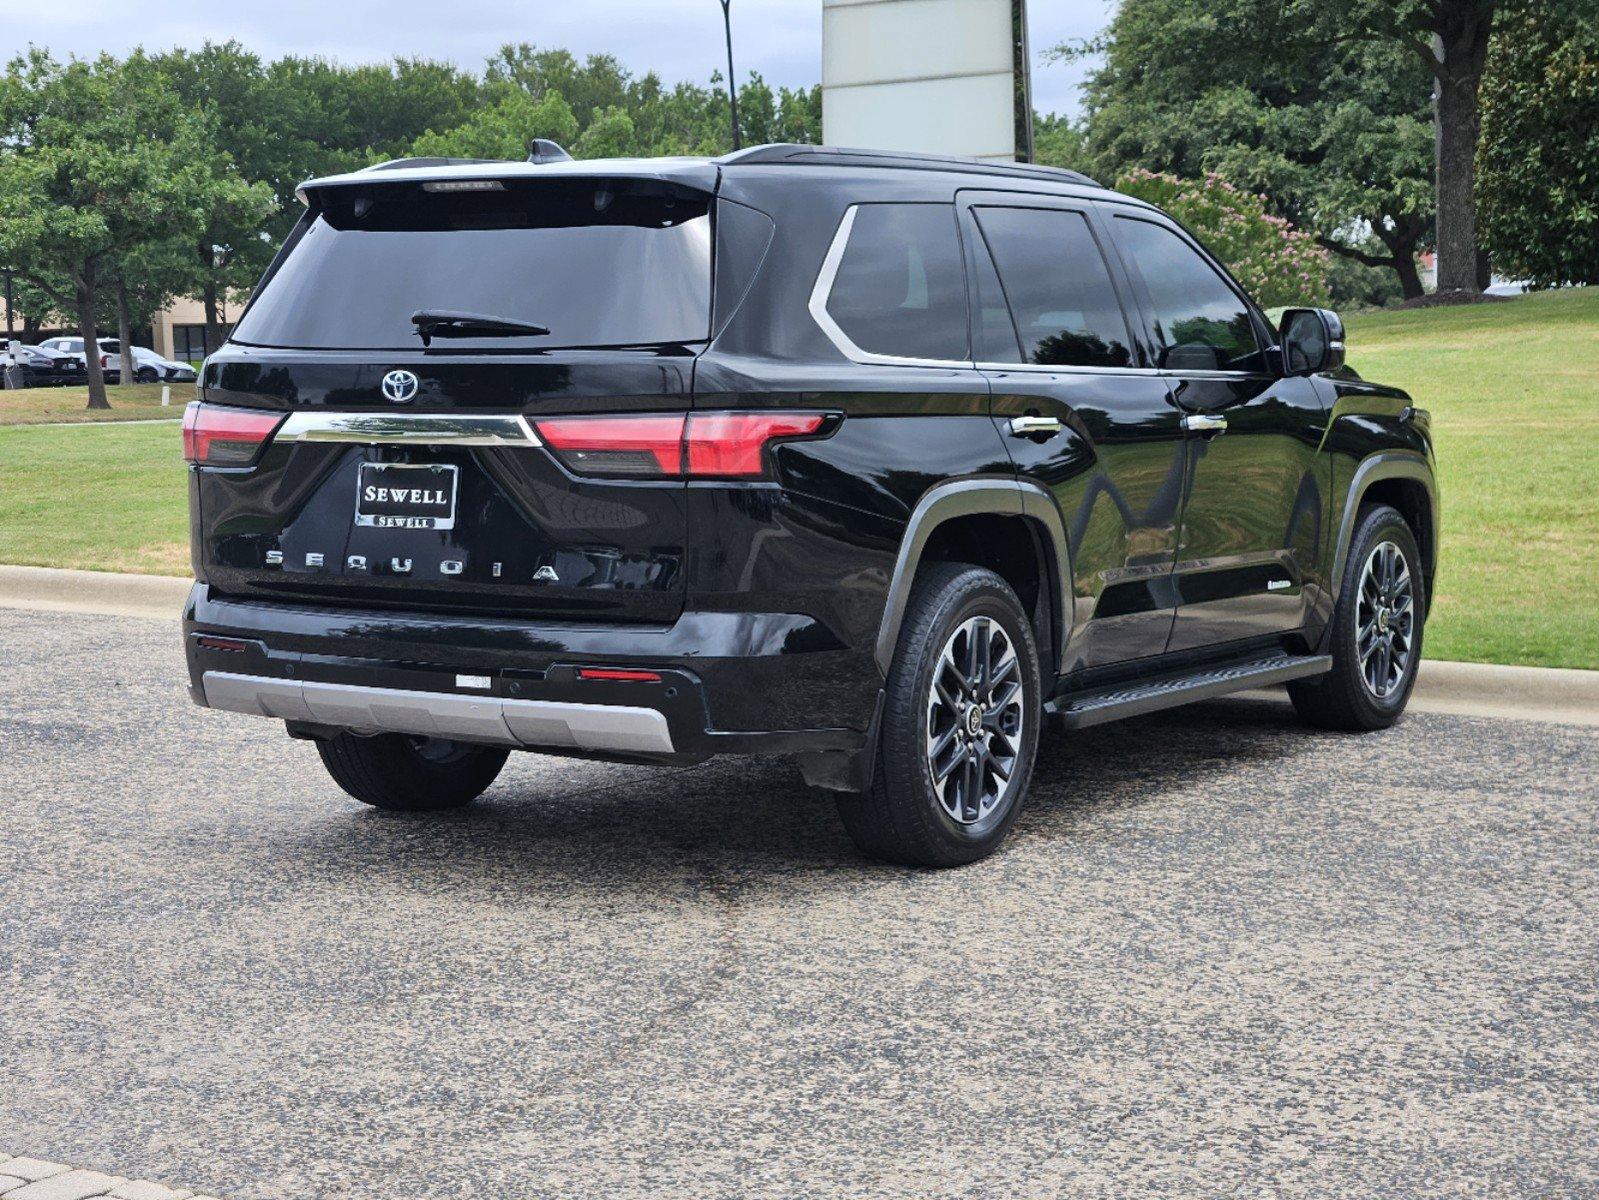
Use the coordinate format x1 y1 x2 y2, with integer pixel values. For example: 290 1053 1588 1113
0 565 1594 726
0 564 191 619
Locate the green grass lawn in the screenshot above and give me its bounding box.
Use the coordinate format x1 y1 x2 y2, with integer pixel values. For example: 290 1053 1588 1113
0 381 196 425
1345 288 1598 669
0 291 1593 668
0 421 191 575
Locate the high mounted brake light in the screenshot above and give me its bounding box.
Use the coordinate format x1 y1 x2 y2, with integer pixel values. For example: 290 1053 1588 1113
534 411 831 480
182 402 285 467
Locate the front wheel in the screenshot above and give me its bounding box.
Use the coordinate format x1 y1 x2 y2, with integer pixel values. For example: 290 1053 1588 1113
1289 503 1425 731
316 732 509 811
836 562 1042 867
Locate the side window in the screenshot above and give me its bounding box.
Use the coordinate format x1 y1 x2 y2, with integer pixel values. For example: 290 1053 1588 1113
1112 216 1264 372
972 207 1133 368
823 203 969 361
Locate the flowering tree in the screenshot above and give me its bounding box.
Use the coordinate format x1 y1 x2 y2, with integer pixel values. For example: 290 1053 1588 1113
1115 169 1331 308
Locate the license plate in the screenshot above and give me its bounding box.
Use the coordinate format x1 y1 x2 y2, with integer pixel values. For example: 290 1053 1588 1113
355 462 459 530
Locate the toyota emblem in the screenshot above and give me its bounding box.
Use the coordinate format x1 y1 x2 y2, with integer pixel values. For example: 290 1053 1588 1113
381 369 420 403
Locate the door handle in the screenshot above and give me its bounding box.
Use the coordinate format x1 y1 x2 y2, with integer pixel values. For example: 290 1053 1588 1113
1181 412 1228 435
1008 415 1064 438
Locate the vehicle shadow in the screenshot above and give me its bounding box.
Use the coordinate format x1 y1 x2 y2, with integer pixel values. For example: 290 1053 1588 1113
277 693 1316 895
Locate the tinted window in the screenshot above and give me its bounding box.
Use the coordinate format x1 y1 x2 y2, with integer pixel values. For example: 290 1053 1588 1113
231 179 712 351
1113 216 1263 371
825 204 968 361
974 207 1132 368
971 230 1022 363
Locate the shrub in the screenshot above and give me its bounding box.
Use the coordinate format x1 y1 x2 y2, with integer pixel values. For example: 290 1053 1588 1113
1115 168 1331 308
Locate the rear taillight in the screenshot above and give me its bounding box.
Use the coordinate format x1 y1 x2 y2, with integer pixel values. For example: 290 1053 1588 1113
534 411 831 479
182 401 285 466
536 414 686 477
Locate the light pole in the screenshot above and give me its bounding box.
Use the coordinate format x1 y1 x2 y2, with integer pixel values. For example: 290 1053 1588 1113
719 0 741 151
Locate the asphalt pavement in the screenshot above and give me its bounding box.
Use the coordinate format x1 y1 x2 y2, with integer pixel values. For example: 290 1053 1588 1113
1 606 1595 1199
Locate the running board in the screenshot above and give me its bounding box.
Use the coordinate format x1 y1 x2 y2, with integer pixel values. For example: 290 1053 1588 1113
1048 652 1332 730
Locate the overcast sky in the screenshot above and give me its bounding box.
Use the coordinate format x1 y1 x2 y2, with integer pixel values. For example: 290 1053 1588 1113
1 0 1111 118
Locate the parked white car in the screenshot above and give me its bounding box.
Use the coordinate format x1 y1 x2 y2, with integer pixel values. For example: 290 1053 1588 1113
37 338 197 383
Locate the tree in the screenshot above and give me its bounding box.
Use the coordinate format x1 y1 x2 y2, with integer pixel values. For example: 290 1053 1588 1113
1032 113 1090 174
1059 0 1433 299
413 51 822 163
104 235 194 380
0 51 238 407
1477 0 1599 287
1341 1 1543 293
1117 169 1331 307
412 88 579 160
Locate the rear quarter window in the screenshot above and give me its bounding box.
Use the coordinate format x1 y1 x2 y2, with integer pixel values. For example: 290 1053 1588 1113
820 203 969 362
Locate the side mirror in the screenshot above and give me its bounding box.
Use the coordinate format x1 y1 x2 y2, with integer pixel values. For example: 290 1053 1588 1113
1279 307 1345 375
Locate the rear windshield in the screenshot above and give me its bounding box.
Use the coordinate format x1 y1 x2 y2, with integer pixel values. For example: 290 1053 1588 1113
231 178 713 351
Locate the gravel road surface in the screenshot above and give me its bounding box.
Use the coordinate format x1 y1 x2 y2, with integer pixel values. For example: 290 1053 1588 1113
2 607 1594 1198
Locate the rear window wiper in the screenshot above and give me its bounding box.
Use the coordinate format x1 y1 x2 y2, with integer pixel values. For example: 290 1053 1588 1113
411 309 551 346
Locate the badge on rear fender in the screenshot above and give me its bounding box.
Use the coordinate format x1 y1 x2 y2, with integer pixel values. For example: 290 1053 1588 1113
355 462 458 530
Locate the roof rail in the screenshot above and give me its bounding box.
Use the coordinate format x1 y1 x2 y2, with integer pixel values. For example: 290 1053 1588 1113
718 143 1100 188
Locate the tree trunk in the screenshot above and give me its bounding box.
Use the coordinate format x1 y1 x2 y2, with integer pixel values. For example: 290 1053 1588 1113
76 274 109 411
1375 215 1427 300
116 277 136 384
1393 252 1424 301
202 274 223 359
1433 21 1492 294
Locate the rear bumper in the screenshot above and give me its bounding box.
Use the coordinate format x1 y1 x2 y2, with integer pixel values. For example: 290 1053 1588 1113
201 671 677 755
183 583 881 766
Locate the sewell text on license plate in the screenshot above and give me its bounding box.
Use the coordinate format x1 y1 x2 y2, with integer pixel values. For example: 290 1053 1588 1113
355 462 459 530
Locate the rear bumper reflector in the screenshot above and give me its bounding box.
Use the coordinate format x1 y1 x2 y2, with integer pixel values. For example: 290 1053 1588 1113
201 671 674 754
577 667 663 682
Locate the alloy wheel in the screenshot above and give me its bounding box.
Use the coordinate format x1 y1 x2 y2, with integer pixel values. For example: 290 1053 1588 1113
925 615 1026 825
1356 540 1415 700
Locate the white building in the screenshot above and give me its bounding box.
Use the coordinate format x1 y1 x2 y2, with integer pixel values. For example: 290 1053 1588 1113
822 0 1033 162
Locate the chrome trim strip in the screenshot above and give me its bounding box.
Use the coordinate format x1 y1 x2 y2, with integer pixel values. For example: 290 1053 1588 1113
201 672 674 754
978 361 1271 380
274 411 541 447
807 205 977 371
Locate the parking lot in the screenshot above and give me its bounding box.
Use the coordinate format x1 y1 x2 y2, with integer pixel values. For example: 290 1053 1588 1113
2 605 1595 1199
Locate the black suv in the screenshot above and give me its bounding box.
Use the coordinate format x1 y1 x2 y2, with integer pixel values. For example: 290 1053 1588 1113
183 143 1437 866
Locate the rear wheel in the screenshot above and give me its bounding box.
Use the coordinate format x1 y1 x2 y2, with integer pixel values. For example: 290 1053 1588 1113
837 562 1041 867
135 366 159 383
316 732 509 811
1289 503 1424 730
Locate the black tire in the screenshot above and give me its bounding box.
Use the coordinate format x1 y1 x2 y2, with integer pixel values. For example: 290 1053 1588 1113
837 562 1042 867
316 732 509 811
1289 503 1425 731
135 366 159 383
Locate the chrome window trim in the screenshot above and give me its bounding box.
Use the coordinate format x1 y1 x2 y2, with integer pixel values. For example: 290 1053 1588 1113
807 205 975 371
274 410 541 447
975 360 1270 381
977 360 1163 378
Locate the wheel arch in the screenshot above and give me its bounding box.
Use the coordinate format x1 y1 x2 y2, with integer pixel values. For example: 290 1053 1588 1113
873 478 1074 678
1332 452 1438 610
